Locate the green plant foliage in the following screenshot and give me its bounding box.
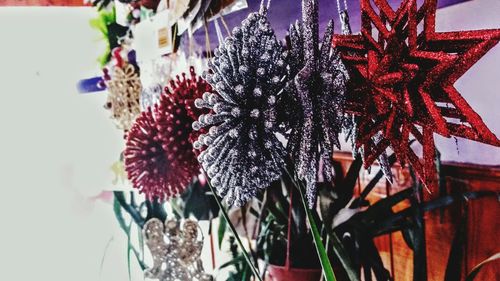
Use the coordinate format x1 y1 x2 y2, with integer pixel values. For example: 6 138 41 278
218 211 227 250
204 174 263 281
113 193 146 278
179 180 219 220
89 6 129 68
89 7 116 67
295 178 337 281
222 237 253 281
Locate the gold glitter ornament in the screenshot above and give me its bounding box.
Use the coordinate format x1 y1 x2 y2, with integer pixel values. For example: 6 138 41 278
104 62 142 131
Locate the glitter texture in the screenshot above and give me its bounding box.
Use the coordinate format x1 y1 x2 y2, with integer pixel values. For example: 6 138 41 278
193 5 287 207
104 62 142 131
158 67 212 148
125 68 210 201
140 83 163 111
143 218 213 281
285 0 349 207
124 108 178 201
333 0 500 191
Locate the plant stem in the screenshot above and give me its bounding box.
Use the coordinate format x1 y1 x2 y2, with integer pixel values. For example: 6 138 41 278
283 168 337 281
202 170 263 281
114 191 144 227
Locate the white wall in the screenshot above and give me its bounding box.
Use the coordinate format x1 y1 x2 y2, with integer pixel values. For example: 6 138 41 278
0 7 142 281
432 0 500 165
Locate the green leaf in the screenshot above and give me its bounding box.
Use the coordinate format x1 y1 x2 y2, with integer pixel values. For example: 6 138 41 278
291 171 337 281
204 171 263 281
465 253 500 281
113 194 128 232
179 180 219 220
242 263 250 281
218 212 227 250
218 255 246 270
126 221 132 281
114 191 144 227
329 232 361 281
169 198 183 219
114 193 146 272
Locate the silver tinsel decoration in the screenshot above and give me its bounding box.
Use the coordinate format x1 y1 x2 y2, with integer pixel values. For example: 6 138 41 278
140 83 163 111
192 4 287 207
143 218 212 281
285 0 349 207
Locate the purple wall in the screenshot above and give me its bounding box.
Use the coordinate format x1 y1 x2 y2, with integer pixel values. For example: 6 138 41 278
193 0 468 48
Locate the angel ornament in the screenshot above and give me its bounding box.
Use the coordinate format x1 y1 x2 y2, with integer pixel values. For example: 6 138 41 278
143 218 212 281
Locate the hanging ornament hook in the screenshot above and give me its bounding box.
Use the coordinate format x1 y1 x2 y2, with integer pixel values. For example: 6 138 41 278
335 0 352 35
259 0 272 14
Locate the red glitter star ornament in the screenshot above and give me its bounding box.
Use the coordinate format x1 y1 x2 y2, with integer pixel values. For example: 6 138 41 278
124 67 211 201
333 0 500 191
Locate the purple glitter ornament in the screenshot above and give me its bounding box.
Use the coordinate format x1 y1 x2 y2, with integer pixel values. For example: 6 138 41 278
284 0 349 207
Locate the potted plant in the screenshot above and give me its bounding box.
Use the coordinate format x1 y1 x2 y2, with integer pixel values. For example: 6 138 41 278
259 179 322 281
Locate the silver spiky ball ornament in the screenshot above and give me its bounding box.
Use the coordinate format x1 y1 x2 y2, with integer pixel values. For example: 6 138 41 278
192 5 287 207
284 0 349 207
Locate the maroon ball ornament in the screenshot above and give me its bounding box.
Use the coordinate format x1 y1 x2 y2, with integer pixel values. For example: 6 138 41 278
124 108 177 200
333 0 500 192
124 67 211 201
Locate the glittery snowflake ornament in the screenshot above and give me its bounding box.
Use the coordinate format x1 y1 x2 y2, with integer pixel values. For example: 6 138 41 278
192 2 287 207
285 0 349 207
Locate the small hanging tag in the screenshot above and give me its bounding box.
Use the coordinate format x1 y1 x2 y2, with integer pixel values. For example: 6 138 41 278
152 9 173 55
114 0 130 27
166 0 190 23
340 10 352 35
133 19 157 62
133 10 173 63
177 0 202 35
140 6 155 21
173 0 190 21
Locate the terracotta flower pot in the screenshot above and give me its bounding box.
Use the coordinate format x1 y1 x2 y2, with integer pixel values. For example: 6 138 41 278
266 264 322 281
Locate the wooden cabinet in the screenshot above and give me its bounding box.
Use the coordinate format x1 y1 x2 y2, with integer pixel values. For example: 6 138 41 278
333 152 500 281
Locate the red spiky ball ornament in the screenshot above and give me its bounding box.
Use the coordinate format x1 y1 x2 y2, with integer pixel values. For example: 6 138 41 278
124 67 211 201
124 108 175 200
333 0 500 192
158 67 211 147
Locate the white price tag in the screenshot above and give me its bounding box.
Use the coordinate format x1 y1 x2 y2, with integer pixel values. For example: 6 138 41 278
114 0 130 27
133 10 173 63
170 0 190 23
